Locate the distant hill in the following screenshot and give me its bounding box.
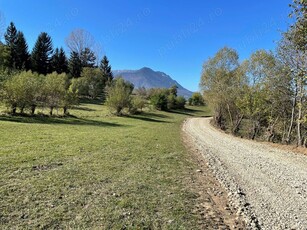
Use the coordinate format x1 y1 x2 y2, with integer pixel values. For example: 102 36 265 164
113 67 193 98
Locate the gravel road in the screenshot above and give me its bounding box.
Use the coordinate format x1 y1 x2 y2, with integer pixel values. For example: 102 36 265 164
182 117 307 230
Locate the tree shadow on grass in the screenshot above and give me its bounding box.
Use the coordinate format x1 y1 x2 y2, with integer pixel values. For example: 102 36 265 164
125 113 171 123
72 106 97 112
0 114 124 127
167 108 204 117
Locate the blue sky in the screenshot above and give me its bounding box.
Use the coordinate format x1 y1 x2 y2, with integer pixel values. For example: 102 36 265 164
0 0 292 91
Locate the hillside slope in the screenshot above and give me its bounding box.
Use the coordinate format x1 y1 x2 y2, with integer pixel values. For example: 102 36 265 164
113 67 193 98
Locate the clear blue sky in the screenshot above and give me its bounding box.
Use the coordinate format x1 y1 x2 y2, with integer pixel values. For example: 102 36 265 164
0 0 292 91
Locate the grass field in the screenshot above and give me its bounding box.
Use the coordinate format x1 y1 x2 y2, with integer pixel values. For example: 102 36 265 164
0 101 210 229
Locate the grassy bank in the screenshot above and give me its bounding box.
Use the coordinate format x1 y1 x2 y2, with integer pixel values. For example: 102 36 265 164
0 102 210 229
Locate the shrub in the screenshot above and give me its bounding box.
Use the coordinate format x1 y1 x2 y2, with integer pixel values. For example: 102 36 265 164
189 92 205 106
150 92 168 111
1 71 43 114
176 96 186 109
106 78 134 115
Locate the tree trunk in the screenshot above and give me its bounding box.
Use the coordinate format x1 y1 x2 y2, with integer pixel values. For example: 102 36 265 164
251 121 259 140
233 114 243 134
31 105 36 116
226 103 234 129
50 107 54 116
11 103 17 114
63 106 68 115
286 83 298 144
296 76 304 146
20 106 25 114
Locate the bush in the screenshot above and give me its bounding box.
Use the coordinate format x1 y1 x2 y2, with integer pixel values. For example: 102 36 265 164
131 96 147 112
150 92 168 111
0 71 78 115
106 78 134 115
189 92 204 106
176 96 186 109
1 71 43 114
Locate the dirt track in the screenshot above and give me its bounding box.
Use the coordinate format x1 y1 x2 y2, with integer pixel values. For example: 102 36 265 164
183 117 307 229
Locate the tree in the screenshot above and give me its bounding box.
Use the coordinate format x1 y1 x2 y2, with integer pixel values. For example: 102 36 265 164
106 78 134 115
4 22 18 69
65 29 95 57
68 51 82 78
99 55 113 84
43 72 67 115
278 28 306 146
80 67 106 98
80 47 96 67
0 43 10 70
289 0 307 51
189 92 205 106
150 90 168 111
15 31 30 70
1 71 42 114
169 85 178 97
51 47 68 74
31 32 53 75
175 96 186 109
200 47 245 131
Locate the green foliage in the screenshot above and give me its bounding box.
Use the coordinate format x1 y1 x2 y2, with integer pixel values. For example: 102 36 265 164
4 22 29 70
131 95 147 112
80 47 96 68
200 47 245 130
79 67 107 99
150 90 168 111
176 96 186 109
0 43 10 70
99 55 113 84
1 71 42 114
31 32 53 75
0 71 78 115
69 51 82 78
51 47 68 74
15 31 30 70
43 72 68 115
106 78 134 115
189 92 204 106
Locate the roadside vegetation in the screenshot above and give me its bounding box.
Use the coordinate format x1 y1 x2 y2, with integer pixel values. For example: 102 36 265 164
200 1 306 147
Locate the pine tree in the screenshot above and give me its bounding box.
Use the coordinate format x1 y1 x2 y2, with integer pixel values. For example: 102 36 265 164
51 47 68 74
31 32 53 75
15 31 30 70
80 47 96 67
69 51 82 78
4 22 17 68
99 55 113 84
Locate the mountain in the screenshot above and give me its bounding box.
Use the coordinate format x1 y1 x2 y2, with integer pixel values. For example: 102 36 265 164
113 67 193 98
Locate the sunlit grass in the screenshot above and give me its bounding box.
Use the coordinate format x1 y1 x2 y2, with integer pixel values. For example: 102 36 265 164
0 102 210 229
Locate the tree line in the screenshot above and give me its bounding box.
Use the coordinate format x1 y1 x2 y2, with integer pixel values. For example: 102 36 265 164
0 23 190 116
200 1 306 147
0 23 114 115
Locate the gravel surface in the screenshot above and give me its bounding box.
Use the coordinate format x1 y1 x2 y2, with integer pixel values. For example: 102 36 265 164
183 117 307 230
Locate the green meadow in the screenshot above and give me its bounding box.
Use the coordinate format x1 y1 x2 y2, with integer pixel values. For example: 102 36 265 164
0 101 210 229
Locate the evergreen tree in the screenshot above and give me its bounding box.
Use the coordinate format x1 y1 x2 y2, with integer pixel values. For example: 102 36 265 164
80 47 96 67
31 32 53 75
51 47 68 74
4 22 17 68
99 55 113 84
15 31 30 70
0 42 10 69
69 51 82 78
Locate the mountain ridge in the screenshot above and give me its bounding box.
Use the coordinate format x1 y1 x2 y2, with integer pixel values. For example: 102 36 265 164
113 67 193 98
